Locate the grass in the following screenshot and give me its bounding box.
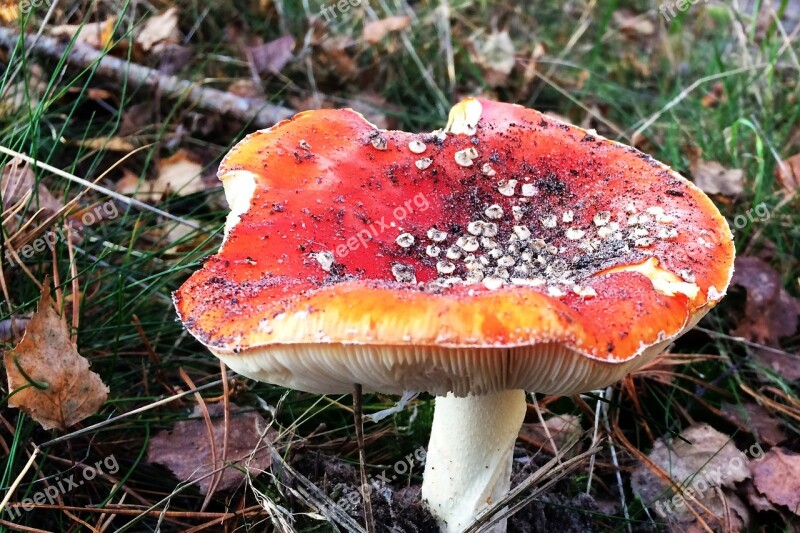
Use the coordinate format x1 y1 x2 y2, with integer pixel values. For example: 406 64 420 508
1 0 799 531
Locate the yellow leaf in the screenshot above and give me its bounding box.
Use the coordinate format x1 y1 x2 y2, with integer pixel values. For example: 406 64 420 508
4 283 109 431
363 15 411 44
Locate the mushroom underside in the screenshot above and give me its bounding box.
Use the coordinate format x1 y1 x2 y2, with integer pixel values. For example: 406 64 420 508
212 325 692 397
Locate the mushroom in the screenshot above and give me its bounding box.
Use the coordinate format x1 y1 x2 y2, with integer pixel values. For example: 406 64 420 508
174 98 734 532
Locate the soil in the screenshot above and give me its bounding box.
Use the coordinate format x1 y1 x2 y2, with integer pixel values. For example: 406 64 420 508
293 447 613 532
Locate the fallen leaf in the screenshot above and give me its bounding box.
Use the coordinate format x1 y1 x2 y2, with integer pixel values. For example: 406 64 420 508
471 30 516 88
631 423 751 505
613 9 656 38
721 401 785 446
753 349 800 382
731 256 800 345
632 424 756 529
116 169 152 201
775 152 800 193
743 480 775 512
0 64 46 120
0 1 19 23
3 283 109 431
136 7 180 53
363 15 411 44
227 79 263 99
153 150 206 196
690 159 745 196
77 137 137 152
247 35 295 76
50 17 116 50
750 447 800 515
148 402 276 495
0 316 30 343
701 81 727 108
1 157 61 214
157 44 193 75
520 414 582 457
316 34 358 80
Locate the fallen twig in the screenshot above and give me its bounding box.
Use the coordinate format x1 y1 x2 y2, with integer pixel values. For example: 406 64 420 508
0 27 295 128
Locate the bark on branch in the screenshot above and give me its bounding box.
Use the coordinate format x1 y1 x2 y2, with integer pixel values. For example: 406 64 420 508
0 27 295 128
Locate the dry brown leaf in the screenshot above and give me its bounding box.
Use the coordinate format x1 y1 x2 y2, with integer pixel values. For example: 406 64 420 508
753 349 800 382
613 9 656 38
701 81 727 108
317 34 358 80
247 35 295 76
0 64 47 119
115 169 154 201
775 153 800 193
153 150 206 196
0 1 20 23
631 424 757 529
363 15 411 44
1 157 61 214
471 30 516 88
227 79 262 99
750 447 800 515
77 137 137 152
0 316 30 343
520 414 582 457
147 403 276 495
731 256 800 346
136 7 180 53
50 17 116 50
720 401 785 446
690 159 745 196
631 423 751 505
3 284 109 431
743 480 775 512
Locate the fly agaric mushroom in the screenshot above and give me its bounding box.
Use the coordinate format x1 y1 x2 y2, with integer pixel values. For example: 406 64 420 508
174 98 734 532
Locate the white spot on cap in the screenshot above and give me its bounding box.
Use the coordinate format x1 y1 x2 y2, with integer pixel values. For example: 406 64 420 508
593 211 611 226
540 214 557 228
565 228 585 240
482 222 499 237
396 233 415 247
485 204 503 219
521 183 538 197
498 179 517 197
415 158 433 170
391 263 416 283
408 140 427 154
455 147 479 167
371 136 388 150
658 227 679 240
481 163 497 176
436 261 456 274
513 226 531 240
547 286 565 297
562 210 574 223
467 221 484 235
572 285 597 298
427 228 448 242
456 236 479 252
483 276 504 290
313 251 334 272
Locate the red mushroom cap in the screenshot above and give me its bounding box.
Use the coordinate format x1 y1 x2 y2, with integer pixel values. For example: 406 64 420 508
174 98 734 396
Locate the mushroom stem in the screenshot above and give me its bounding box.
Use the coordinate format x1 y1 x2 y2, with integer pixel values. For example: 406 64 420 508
421 389 527 532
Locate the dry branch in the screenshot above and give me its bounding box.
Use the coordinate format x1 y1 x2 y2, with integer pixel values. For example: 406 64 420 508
0 27 295 128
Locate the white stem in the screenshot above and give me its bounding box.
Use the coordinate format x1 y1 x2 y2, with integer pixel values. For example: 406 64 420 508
421 389 527 533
